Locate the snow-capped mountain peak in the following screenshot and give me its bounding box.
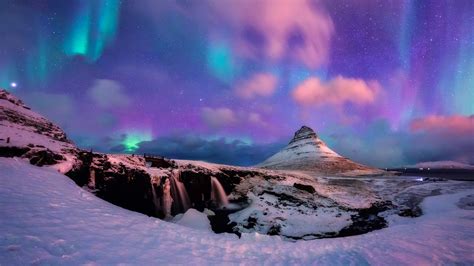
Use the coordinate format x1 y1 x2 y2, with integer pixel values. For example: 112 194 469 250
257 126 379 174
289 125 319 143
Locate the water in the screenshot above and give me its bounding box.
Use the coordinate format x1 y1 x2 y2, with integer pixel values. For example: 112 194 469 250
162 178 172 218
169 171 191 214
88 169 96 189
211 177 229 207
150 177 160 216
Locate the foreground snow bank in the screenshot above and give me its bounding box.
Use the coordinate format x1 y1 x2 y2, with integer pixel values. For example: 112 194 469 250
1 158 473 265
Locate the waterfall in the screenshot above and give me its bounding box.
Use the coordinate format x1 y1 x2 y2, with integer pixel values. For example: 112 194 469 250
162 178 172 218
211 176 229 207
150 177 160 216
168 170 191 214
88 169 96 189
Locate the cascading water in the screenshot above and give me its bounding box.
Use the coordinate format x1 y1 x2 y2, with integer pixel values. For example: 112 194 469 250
150 177 160 216
88 169 96 189
211 176 229 207
162 178 172 218
168 170 191 215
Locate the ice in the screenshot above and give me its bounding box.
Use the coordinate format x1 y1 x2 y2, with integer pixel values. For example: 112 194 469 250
172 209 212 231
0 157 473 265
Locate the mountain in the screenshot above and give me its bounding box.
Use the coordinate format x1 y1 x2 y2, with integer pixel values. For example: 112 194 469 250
0 89 78 172
0 89 394 239
257 126 381 174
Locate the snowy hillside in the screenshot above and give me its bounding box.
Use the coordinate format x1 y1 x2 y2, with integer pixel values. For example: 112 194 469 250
258 126 381 175
0 89 78 172
1 157 473 265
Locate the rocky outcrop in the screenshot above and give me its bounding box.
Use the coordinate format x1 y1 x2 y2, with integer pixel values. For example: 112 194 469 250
293 183 316 194
0 89 71 143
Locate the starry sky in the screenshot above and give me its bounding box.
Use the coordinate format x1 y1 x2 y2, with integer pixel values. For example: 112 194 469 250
1 0 473 167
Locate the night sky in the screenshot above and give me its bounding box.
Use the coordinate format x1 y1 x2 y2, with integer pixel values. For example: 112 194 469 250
1 0 473 167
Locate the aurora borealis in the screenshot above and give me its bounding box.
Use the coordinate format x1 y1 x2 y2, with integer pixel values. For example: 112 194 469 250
0 0 473 167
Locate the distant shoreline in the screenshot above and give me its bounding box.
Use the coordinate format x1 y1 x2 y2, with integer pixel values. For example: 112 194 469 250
387 168 474 181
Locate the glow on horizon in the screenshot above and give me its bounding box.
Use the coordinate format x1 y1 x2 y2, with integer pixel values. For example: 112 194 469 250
122 132 152 153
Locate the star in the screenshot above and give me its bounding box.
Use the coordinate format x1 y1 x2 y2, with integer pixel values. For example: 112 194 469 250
10 82 17 88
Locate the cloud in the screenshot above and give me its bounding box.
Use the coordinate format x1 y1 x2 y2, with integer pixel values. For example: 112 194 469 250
406 115 474 164
139 0 334 69
248 112 263 124
292 76 380 107
235 73 278 99
329 116 474 168
20 92 75 126
87 79 130 108
410 115 474 135
133 134 285 166
201 107 237 128
215 0 334 68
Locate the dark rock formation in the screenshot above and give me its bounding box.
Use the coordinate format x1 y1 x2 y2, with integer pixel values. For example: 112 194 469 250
28 149 65 166
336 201 392 237
0 146 30 157
293 183 316 194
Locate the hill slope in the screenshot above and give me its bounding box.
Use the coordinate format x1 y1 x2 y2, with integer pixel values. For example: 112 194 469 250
258 126 380 174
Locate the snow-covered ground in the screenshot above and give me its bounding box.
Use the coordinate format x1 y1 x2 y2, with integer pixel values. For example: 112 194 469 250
1 157 473 265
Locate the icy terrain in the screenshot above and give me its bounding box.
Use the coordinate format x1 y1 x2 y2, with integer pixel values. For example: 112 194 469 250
1 157 473 265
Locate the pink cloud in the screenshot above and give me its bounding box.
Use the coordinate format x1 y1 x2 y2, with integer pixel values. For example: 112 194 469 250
235 73 278 99
201 107 237 128
209 0 334 68
138 0 334 68
410 115 474 135
292 76 380 107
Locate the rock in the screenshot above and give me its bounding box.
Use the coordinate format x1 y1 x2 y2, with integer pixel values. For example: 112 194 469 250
28 149 65 166
0 146 30 158
268 224 281 235
293 183 316 193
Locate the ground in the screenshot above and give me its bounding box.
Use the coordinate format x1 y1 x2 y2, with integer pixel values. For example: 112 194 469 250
1 158 473 265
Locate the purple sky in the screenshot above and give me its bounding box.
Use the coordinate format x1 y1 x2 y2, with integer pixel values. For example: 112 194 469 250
1 0 473 167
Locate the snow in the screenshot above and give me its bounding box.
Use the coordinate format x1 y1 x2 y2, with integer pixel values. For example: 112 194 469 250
256 126 381 175
176 159 227 172
0 121 74 154
172 209 213 231
229 192 353 238
0 89 77 173
1 157 473 265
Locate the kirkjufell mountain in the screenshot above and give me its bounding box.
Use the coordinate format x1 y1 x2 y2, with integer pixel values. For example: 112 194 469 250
258 126 379 174
0 88 398 239
1 89 472 264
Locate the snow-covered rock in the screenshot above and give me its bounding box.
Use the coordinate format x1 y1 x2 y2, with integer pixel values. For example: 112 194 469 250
257 126 382 175
1 157 473 265
0 89 78 173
